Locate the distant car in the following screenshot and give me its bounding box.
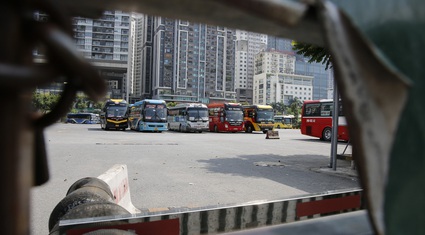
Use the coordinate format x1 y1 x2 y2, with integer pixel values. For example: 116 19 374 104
66 113 99 124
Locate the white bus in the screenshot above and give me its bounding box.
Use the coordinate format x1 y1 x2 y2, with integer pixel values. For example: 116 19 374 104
167 103 209 133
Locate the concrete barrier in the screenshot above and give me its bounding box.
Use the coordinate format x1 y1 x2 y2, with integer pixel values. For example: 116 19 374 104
266 130 280 139
60 187 363 234
97 164 140 214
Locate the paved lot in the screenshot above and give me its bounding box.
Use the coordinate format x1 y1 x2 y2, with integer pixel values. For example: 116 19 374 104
31 123 359 234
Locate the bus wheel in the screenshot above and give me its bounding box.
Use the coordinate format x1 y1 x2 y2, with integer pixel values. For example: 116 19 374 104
277 125 281 129
214 125 219 133
322 127 332 141
246 125 253 133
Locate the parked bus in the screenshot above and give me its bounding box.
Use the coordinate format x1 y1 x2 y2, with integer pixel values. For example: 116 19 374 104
167 103 209 133
128 99 168 132
207 103 244 132
274 115 294 129
100 99 129 130
242 104 275 133
301 99 349 141
66 113 99 124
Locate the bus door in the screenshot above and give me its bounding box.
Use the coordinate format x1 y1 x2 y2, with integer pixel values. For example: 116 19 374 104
244 108 258 133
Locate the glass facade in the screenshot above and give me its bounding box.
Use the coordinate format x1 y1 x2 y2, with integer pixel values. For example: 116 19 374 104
295 60 331 100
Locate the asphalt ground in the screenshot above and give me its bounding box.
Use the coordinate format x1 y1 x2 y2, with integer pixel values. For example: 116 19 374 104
30 123 359 235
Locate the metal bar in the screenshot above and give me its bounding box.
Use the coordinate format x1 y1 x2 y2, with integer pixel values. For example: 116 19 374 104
330 78 339 170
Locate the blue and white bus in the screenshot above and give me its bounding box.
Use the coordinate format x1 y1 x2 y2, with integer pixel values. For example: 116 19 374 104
167 103 209 133
66 113 100 124
128 99 168 132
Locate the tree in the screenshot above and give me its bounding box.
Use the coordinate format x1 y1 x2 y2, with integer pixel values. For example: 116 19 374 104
32 92 61 114
70 94 104 113
167 102 177 108
74 95 89 111
292 41 332 70
287 98 303 128
270 101 286 115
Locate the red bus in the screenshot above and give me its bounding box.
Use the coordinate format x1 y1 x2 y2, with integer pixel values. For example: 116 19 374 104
301 99 349 141
207 103 245 132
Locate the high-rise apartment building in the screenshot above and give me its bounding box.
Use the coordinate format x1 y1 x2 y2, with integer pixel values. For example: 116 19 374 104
138 17 236 103
128 13 154 103
253 50 313 105
73 11 131 99
234 30 267 104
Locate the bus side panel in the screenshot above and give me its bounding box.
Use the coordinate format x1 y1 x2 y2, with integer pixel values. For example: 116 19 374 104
301 117 331 139
209 116 220 131
337 125 350 141
302 117 349 141
138 122 168 132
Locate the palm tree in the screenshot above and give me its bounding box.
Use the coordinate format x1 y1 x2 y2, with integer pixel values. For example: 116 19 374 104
292 41 332 70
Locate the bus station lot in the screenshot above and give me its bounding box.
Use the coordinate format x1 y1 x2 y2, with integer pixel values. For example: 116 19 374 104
31 123 359 234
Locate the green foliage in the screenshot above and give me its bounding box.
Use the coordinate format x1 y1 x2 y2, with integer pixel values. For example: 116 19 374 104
292 41 332 70
71 94 104 114
167 102 177 108
287 97 303 129
32 92 104 115
270 99 302 128
74 95 88 110
32 92 61 114
270 102 286 115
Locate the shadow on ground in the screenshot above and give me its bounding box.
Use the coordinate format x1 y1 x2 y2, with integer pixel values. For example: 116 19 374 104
198 154 360 194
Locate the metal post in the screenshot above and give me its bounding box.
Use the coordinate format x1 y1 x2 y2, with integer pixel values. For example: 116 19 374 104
0 6 33 234
330 78 339 170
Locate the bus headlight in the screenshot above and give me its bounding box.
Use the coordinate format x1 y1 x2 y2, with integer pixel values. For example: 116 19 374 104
225 124 228 128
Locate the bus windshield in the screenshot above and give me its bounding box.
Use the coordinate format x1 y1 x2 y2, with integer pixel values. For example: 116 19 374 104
144 104 167 122
187 108 208 121
256 109 274 122
225 110 244 122
106 106 127 117
283 117 292 124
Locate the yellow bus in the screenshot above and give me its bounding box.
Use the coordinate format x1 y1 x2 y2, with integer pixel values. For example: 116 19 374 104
274 115 294 129
242 104 274 133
